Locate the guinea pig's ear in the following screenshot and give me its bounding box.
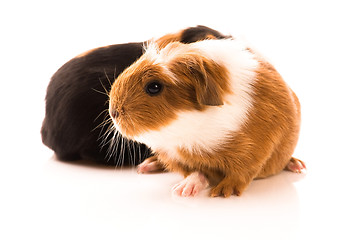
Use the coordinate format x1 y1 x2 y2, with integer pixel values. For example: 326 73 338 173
191 60 224 106
171 54 228 106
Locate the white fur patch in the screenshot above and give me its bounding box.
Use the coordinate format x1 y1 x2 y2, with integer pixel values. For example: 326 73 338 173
134 39 259 160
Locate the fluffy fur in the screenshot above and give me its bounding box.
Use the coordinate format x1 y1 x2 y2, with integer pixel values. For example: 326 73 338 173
109 37 305 197
41 25 229 166
134 40 258 157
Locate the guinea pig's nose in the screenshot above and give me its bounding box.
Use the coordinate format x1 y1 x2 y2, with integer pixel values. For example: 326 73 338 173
110 108 120 119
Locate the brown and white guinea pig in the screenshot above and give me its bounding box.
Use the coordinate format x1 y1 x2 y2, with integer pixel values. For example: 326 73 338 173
41 25 230 166
108 38 306 197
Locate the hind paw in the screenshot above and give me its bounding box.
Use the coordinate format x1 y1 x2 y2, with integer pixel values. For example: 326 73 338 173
285 157 306 173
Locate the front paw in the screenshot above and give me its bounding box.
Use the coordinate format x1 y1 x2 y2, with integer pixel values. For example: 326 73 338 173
172 172 209 197
210 179 247 198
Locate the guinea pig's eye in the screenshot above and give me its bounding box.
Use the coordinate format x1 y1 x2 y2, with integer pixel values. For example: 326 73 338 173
145 81 163 96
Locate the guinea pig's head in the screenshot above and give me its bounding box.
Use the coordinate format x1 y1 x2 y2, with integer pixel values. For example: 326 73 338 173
109 41 230 139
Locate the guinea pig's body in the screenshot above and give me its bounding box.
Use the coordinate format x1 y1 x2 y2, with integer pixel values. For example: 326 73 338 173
42 43 146 165
109 39 305 197
41 25 230 166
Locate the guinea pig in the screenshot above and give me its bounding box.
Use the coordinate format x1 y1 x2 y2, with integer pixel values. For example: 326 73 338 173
41 25 230 166
108 39 306 197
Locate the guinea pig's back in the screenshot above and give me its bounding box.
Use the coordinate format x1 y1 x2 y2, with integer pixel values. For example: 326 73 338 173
250 61 301 178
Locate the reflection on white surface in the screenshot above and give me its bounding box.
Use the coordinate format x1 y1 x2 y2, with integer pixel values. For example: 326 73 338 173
23 156 305 240
3 151 358 240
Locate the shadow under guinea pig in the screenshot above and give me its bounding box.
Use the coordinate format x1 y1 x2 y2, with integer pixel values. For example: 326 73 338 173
41 25 231 166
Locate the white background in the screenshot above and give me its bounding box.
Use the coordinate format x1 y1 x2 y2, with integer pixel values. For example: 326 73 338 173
1 0 360 239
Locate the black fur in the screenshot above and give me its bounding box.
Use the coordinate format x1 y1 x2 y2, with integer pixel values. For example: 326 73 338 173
180 25 231 43
41 26 229 166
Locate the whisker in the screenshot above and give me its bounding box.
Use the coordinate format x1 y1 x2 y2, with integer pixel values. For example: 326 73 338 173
133 141 138 166
115 134 121 169
124 113 140 166
97 118 113 134
103 69 113 88
127 139 134 167
99 120 114 144
96 116 113 130
108 127 119 162
114 130 122 168
117 132 126 169
91 87 109 97
102 126 117 155
138 143 142 165
113 66 118 81
93 110 111 129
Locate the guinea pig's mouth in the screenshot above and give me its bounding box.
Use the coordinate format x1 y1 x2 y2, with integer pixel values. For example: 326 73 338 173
109 108 138 140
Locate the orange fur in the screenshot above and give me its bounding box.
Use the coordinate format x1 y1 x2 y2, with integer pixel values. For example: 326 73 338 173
167 43 232 106
109 43 231 137
109 41 302 198
155 32 183 49
109 59 180 137
151 60 301 197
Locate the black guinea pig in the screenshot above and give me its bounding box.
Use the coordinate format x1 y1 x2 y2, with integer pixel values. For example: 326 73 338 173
41 25 230 166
